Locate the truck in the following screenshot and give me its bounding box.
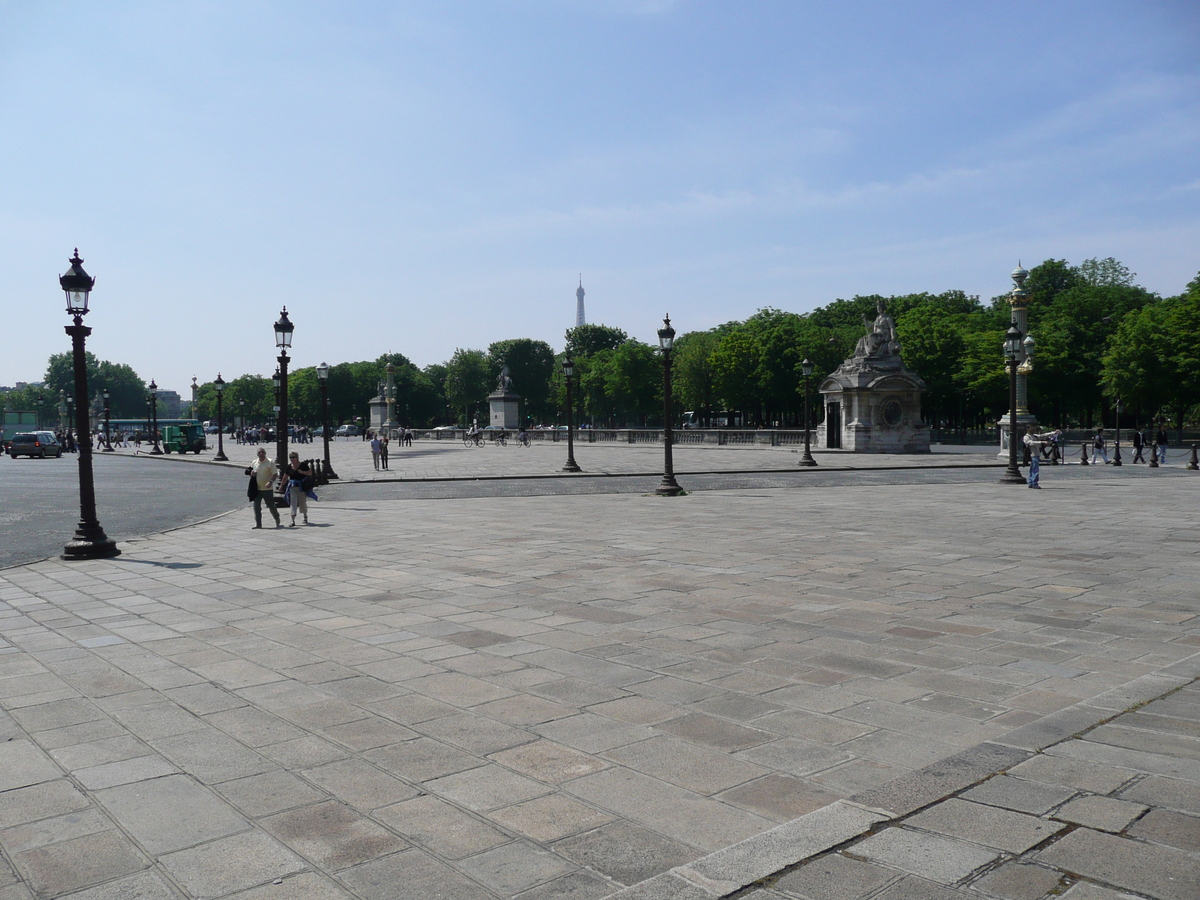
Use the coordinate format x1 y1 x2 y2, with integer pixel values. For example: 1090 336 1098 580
2 411 39 450
161 423 207 454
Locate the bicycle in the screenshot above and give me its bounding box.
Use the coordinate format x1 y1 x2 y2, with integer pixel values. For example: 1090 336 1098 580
463 433 484 448
517 432 531 448
492 433 508 447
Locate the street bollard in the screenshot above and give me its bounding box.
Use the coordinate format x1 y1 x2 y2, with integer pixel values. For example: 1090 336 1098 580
1189 444 1199 471
1050 442 1060 465
1149 444 1159 468
1080 443 1089 466
1112 441 1122 467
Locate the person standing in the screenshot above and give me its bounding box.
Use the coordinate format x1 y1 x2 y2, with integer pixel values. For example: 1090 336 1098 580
283 451 314 526
1131 427 1145 464
370 434 381 470
1156 425 1168 464
1090 428 1109 465
1024 426 1060 489
247 447 281 528
380 435 389 470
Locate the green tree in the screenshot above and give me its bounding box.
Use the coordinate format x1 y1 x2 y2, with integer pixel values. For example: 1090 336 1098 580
444 349 490 426
672 331 720 424
564 324 628 357
895 305 966 428
603 341 660 425
487 338 556 423
710 329 760 424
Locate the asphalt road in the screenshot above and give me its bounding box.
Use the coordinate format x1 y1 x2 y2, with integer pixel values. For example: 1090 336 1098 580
0 452 246 568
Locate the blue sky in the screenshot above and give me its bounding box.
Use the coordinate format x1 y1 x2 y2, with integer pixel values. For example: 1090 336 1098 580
3 1 1198 395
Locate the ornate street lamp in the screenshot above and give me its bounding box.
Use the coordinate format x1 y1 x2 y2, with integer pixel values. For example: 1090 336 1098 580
213 374 229 461
1112 397 1123 467
273 307 293 478
101 388 113 451
316 362 338 479
799 357 817 467
1001 324 1024 484
561 357 581 472
656 314 683 496
58 250 120 560
148 380 162 454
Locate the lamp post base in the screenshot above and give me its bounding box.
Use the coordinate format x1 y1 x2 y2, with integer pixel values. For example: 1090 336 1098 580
798 452 818 467
562 459 581 473
214 451 229 461
655 475 684 496
62 525 120 560
999 466 1025 485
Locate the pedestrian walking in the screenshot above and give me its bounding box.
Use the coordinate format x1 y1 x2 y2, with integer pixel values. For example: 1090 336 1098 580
246 447 281 528
1131 427 1146 464
1156 426 1168 464
1090 428 1109 465
370 434 381 469
380 436 389 470
282 452 315 526
404 427 413 447
1024 426 1060 488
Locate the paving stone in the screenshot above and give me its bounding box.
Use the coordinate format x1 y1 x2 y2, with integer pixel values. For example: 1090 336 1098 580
217 770 329 817
0 781 89 830
960 776 1075 816
1053 795 1148 832
872 875 975 899
1058 883 1143 899
491 793 615 842
852 827 998 884
159 830 306 897
95 774 249 855
12 829 148 897
653 713 773 751
419 712 536 755
717 774 845 821
336 848 497 900
301 758 420 811
225 871 356 900
374 794 511 858
52 870 179 900
1125 808 1200 852
1036 827 1200 900
510 870 612 900
0 740 63 792
969 861 1064 900
1118 775 1200 816
489 739 608 784
425 763 553 811
73 755 179 790
0 807 113 853
553 820 698 886
905 798 1065 853
1007 754 1136 795
457 840 578 894
604 736 768 795
772 852 896 899
262 800 407 871
365 737 486 782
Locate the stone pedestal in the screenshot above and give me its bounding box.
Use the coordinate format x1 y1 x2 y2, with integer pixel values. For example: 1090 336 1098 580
488 390 520 429
368 395 386 431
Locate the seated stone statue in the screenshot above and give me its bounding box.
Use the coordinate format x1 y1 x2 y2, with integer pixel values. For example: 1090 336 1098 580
853 300 901 360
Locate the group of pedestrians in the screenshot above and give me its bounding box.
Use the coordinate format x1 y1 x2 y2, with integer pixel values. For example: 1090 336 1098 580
1026 424 1173 488
367 429 413 470
245 447 318 528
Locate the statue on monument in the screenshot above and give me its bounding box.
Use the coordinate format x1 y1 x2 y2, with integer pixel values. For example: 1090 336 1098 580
496 364 515 393
853 299 901 361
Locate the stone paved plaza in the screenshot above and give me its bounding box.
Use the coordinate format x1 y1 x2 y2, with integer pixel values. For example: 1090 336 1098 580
0 451 1197 899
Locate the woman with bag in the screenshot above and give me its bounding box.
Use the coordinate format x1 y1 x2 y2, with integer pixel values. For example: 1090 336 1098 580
282 452 316 526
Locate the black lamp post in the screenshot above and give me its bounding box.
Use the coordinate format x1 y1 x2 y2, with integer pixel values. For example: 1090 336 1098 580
239 399 245 441
273 308 293 479
656 314 683 496
36 397 44 431
561 357 581 472
316 362 338 479
148 380 162 454
58 250 120 560
101 388 113 451
800 357 817 467
213 374 229 461
1112 398 1122 466
1001 324 1024 484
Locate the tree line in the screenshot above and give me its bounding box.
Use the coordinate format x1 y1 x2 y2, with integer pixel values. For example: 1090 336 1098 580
5 257 1197 432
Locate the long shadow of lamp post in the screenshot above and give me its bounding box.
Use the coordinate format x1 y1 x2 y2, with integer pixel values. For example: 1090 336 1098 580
656 314 683 496
59 249 120 560
561 356 581 472
213 374 229 461
316 362 338 479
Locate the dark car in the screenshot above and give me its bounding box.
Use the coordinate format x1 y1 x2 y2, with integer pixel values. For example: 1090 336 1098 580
8 432 63 459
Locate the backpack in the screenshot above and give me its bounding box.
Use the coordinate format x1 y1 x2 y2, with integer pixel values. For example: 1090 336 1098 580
1094 434 1104 449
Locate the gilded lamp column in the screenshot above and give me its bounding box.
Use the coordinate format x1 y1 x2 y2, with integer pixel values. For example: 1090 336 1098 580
1010 265 1031 414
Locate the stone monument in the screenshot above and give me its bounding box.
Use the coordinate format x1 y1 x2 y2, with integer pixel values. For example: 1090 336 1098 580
367 378 387 432
817 299 929 453
488 365 521 430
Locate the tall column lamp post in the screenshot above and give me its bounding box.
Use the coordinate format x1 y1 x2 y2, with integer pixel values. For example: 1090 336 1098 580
213 374 229 461
102 388 113 451
273 308 294 479
316 362 338 479
58 250 120 560
1001 325 1024 484
800 357 817 466
561 357 581 472
148 380 162 454
656 314 683 496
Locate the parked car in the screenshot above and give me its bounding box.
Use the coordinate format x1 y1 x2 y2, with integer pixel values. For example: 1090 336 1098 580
8 432 63 459
335 424 360 437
